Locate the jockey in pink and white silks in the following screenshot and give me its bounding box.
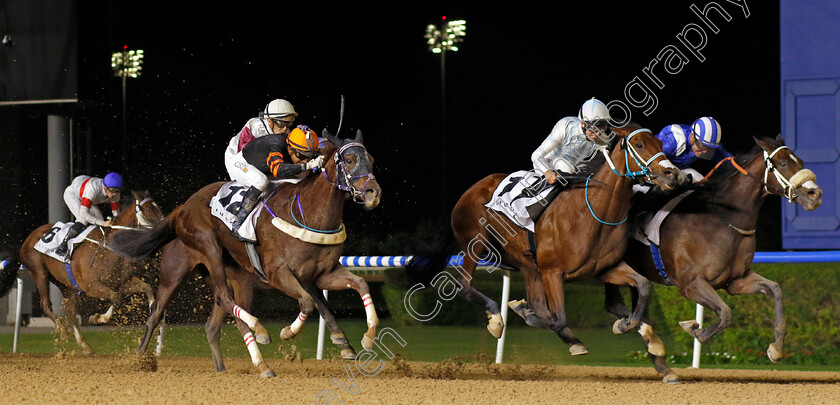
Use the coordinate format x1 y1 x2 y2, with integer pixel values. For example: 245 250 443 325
56 172 123 257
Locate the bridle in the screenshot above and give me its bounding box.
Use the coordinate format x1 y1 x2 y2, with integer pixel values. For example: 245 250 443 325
321 142 376 204
762 145 818 202
110 197 160 230
601 129 666 182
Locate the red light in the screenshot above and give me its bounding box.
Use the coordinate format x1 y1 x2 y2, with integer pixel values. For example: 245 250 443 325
123 45 128 49
442 16 446 20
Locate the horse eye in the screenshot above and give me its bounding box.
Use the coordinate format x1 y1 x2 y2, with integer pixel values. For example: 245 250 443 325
779 161 787 167
636 142 643 148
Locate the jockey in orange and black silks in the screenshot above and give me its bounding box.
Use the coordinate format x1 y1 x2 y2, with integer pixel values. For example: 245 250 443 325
230 125 324 240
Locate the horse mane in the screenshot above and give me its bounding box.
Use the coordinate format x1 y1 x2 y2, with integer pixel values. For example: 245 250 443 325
696 136 778 188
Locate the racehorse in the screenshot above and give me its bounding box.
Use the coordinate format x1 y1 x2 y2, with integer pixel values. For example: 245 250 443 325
13 190 164 354
608 135 822 363
108 130 382 377
408 125 682 382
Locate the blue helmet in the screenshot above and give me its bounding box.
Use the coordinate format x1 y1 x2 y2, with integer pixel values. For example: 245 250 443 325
103 172 123 189
691 117 723 149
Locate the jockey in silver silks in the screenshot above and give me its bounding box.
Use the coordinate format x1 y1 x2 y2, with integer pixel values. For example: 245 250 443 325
55 172 123 257
224 99 324 239
531 97 614 183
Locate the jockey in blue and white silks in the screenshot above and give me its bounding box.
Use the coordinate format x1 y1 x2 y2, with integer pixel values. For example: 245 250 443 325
656 116 733 183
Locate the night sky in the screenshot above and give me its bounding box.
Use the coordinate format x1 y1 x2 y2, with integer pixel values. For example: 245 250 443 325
5 1 783 252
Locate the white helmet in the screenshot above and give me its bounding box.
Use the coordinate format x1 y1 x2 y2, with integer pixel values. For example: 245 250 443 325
261 99 298 119
578 97 610 123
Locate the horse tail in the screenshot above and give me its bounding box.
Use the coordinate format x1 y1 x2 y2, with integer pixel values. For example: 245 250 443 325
405 225 457 288
0 249 19 298
109 206 180 259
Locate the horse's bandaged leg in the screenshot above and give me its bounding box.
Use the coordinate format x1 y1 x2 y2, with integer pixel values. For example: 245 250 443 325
361 293 378 328
290 312 308 335
233 305 258 329
242 332 263 367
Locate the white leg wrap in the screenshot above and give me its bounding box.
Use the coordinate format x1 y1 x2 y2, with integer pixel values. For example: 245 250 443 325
233 305 258 329
101 305 114 323
362 293 377 328
243 332 263 367
290 312 307 335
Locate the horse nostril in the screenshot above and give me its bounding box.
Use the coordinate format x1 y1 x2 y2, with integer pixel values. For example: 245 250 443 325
808 189 821 199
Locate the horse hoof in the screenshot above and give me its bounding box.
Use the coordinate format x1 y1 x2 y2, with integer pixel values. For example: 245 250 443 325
487 313 504 339
662 373 681 384
679 320 699 333
361 335 374 350
256 333 271 345
613 318 633 335
340 349 357 360
280 326 295 341
83 348 95 356
507 299 526 311
569 343 589 356
767 343 783 363
260 370 277 378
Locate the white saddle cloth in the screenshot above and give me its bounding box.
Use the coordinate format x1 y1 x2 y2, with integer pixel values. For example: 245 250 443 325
632 190 693 246
33 222 96 262
209 179 301 242
484 170 556 233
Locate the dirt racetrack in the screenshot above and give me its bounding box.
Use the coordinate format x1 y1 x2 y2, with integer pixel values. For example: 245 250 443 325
2 354 840 404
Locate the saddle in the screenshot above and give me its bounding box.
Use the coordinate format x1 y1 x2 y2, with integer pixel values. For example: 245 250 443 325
33 222 95 263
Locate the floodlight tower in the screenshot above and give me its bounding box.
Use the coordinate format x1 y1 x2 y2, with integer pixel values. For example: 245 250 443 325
111 46 144 165
425 17 466 214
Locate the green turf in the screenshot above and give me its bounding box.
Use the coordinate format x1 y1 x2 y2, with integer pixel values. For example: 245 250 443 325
2 319 839 372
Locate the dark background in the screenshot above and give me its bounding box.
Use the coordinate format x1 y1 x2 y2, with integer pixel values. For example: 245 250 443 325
1 1 782 253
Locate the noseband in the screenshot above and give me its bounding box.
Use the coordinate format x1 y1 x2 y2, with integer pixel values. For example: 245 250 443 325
763 145 818 202
601 129 665 181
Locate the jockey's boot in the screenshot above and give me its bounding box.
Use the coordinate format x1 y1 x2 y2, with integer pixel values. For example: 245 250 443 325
231 186 262 241
54 222 86 259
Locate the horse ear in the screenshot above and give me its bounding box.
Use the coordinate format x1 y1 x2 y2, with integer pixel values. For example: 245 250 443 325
354 129 364 144
322 128 342 146
775 134 785 144
753 136 771 150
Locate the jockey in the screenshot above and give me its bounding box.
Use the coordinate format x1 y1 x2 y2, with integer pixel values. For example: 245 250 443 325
230 125 325 240
531 97 612 184
55 172 123 257
656 116 733 184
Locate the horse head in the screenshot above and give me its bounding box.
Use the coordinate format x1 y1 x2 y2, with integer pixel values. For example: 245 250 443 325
609 125 680 191
114 190 165 228
754 135 822 211
322 128 382 210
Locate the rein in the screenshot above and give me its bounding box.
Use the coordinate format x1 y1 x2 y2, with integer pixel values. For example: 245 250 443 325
587 128 661 225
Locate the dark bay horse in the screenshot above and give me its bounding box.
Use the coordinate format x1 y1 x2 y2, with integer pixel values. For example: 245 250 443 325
13 191 164 354
409 126 682 382
610 135 822 363
109 130 382 377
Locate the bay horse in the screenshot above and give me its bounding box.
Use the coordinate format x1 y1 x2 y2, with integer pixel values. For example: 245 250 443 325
608 135 822 363
13 191 164 354
408 125 682 382
109 130 382 377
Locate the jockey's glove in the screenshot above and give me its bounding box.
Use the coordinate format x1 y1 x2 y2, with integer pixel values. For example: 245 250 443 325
305 155 325 171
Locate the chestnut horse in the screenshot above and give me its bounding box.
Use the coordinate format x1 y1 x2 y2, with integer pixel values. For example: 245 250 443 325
14 191 164 354
408 126 682 382
608 135 822 363
109 130 382 377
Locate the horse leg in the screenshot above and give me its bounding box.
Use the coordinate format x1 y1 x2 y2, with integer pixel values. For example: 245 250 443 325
453 250 503 338
118 276 155 312
507 269 588 354
28 264 68 339
726 270 786 363
679 277 730 344
302 283 356 360
61 291 94 355
598 261 651 335
82 279 121 324
205 300 228 372
227 267 275 378
258 265 315 343
314 266 380 349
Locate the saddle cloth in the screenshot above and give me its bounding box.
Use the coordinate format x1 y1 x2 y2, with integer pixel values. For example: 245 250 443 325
484 170 557 233
631 190 693 246
33 222 96 262
209 179 301 242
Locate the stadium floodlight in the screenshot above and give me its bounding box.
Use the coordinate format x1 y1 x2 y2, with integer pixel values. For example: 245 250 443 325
111 46 144 165
425 17 466 54
111 47 144 78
